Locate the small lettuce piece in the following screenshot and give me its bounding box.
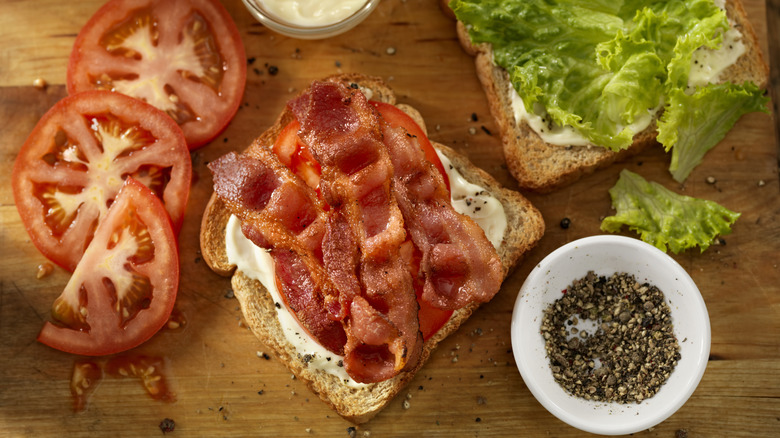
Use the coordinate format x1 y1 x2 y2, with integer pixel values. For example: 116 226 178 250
601 169 740 253
658 82 769 182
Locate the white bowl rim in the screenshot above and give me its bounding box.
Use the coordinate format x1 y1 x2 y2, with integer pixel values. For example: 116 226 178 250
241 0 381 39
511 235 711 435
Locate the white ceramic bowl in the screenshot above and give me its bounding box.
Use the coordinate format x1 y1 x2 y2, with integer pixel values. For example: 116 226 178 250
511 235 710 435
242 0 381 40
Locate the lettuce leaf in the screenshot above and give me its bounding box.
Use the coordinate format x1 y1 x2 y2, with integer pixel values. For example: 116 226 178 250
601 169 740 253
658 82 769 182
450 0 760 162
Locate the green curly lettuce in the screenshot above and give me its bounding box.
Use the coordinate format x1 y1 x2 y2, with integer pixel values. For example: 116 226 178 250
601 169 740 253
658 82 769 183
450 0 767 180
450 0 728 151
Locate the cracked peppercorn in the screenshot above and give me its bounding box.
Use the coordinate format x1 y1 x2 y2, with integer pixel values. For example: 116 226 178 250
541 271 680 403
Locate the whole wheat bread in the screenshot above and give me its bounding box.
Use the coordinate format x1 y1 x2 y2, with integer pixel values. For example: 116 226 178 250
444 0 769 192
199 73 545 423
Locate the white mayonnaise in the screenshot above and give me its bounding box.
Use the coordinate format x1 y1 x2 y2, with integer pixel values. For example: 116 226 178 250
224 148 507 382
225 215 364 387
688 27 745 88
253 0 369 27
509 86 659 148
435 150 507 248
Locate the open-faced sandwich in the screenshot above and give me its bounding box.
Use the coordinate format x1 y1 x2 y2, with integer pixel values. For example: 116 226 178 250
445 0 769 191
199 74 545 423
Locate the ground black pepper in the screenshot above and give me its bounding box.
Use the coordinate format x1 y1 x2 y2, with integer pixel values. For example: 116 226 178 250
541 271 680 403
159 418 175 434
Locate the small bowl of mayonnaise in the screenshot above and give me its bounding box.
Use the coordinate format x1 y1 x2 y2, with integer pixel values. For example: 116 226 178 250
242 0 381 39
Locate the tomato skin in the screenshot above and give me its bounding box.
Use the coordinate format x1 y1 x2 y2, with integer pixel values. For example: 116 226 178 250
272 120 323 194
370 101 451 193
37 177 179 356
12 90 191 272
67 0 247 149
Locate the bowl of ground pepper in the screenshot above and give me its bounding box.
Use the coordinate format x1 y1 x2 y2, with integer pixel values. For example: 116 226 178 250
511 235 710 435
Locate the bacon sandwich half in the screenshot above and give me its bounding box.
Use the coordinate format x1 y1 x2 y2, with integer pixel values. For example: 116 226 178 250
199 74 544 423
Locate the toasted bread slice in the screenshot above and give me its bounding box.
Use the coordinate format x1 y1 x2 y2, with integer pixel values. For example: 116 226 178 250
199 74 545 423
446 0 769 192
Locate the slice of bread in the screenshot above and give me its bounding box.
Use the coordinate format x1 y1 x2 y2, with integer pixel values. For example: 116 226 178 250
199 74 545 423
445 0 769 192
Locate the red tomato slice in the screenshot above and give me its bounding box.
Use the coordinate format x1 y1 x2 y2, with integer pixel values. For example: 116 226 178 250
38 177 179 356
67 0 247 149
399 240 453 341
272 120 323 194
12 90 191 272
370 101 451 192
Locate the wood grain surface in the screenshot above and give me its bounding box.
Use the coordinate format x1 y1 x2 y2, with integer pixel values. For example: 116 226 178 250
1 1 778 436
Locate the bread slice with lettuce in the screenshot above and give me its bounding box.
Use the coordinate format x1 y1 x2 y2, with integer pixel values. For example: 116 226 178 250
446 0 769 192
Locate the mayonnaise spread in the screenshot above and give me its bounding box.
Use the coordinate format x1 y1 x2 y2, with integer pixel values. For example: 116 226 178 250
253 0 369 27
224 147 507 384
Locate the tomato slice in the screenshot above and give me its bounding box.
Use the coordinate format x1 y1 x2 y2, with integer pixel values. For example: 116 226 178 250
399 239 452 341
67 0 247 149
37 177 179 356
272 120 323 194
12 90 191 272
370 101 451 193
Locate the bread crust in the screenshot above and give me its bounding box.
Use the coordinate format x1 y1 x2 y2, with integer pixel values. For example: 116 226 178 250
449 0 769 193
199 74 544 423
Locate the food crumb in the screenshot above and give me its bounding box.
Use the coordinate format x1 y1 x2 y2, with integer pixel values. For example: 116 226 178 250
33 77 47 89
159 418 175 434
758 179 766 187
706 176 716 184
560 217 571 229
468 127 477 135
676 429 688 438
402 399 411 410
347 426 357 438
305 428 312 433
386 47 396 55
36 262 54 279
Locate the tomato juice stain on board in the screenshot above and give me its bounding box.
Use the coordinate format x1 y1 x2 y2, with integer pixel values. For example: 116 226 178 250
70 355 176 413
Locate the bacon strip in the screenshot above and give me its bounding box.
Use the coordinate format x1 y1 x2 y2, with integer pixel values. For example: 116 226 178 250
290 81 422 383
381 118 504 310
209 149 347 355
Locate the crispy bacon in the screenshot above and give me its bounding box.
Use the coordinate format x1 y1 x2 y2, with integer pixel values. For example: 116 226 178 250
381 117 504 310
290 81 422 383
209 149 346 354
209 79 504 384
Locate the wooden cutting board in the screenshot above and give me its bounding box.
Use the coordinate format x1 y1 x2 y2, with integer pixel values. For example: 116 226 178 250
1 1 778 436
